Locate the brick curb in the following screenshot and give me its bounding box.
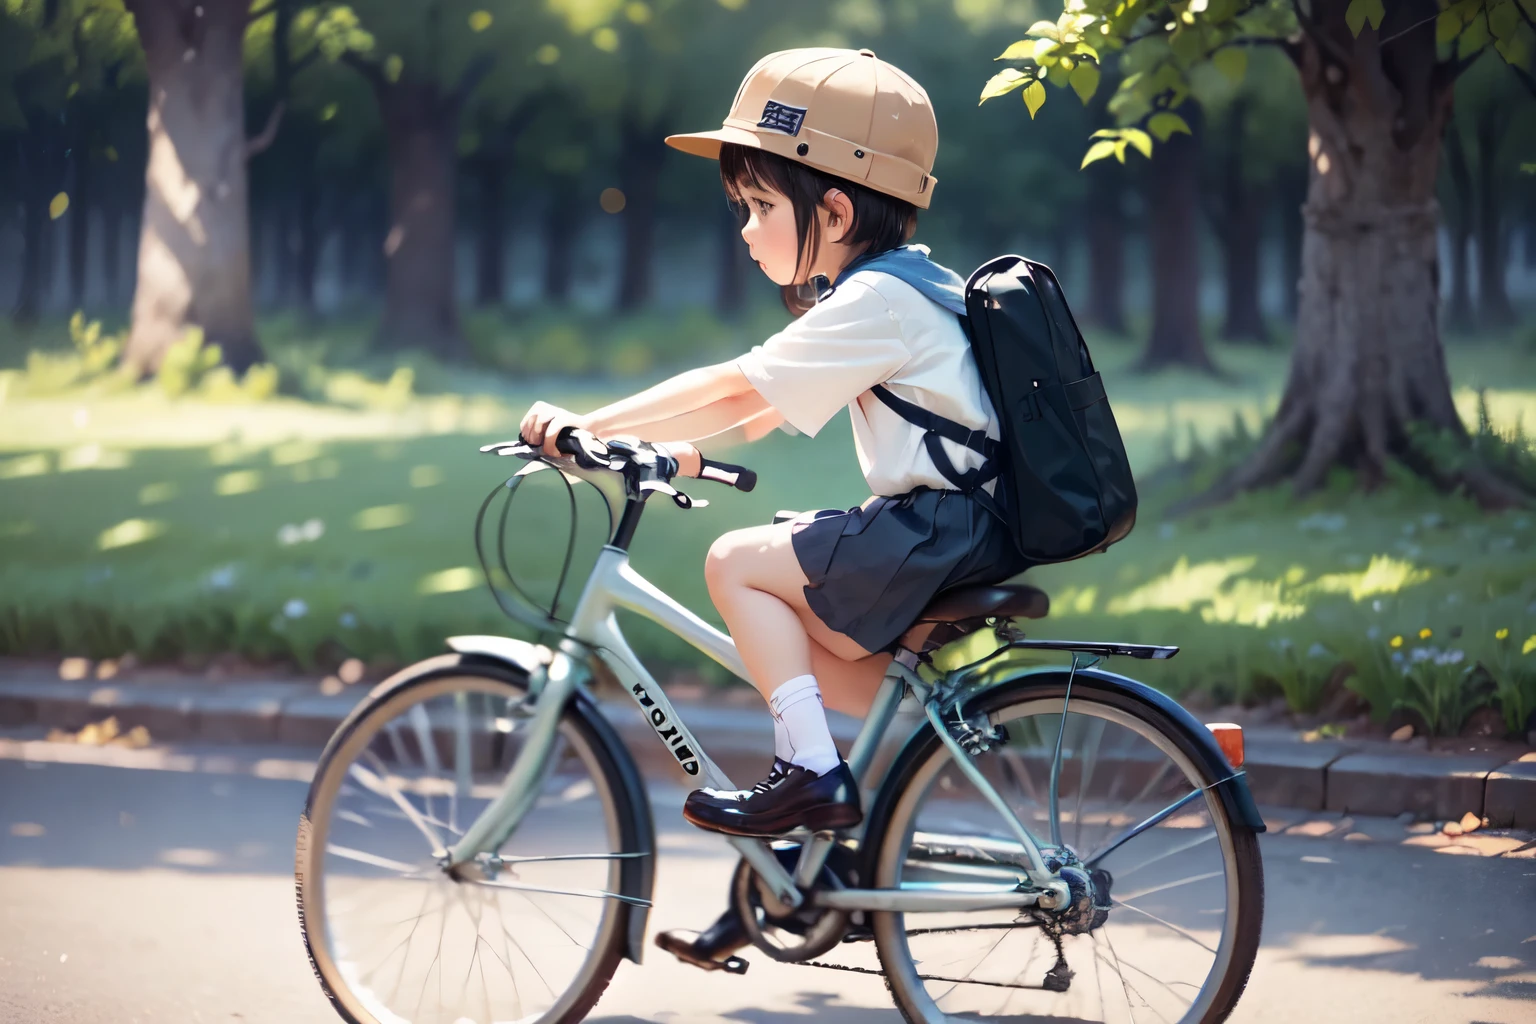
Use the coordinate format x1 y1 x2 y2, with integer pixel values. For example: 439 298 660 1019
2 673 1532 827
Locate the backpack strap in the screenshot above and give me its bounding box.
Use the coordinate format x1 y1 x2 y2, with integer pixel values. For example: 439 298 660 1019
870 384 1007 521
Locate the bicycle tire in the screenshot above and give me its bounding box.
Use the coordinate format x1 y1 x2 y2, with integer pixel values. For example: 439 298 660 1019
295 656 646 1024
865 677 1265 1024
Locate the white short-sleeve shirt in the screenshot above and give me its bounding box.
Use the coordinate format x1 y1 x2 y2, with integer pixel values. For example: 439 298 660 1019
736 269 1000 497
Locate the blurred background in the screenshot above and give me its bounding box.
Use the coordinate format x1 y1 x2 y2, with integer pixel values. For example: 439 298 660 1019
1 0 1534 745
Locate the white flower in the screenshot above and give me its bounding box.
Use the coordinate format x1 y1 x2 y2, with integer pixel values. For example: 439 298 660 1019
1372 600 1383 613
338 612 358 629
1271 637 1294 652
283 598 308 619
206 565 237 590
1366 626 1381 640
1410 647 1434 663
277 524 302 546
300 518 324 542
1435 649 1465 666
1307 642 1330 659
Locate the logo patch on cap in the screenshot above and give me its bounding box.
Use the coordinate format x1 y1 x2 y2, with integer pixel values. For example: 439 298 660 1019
757 100 807 136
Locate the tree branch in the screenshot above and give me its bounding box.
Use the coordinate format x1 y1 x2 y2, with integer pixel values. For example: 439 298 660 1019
244 100 284 159
1290 0 1353 66
247 0 277 22
453 52 497 103
340 49 388 93
290 45 321 77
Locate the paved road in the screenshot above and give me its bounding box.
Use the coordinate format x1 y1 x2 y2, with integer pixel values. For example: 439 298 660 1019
1 735 1533 1024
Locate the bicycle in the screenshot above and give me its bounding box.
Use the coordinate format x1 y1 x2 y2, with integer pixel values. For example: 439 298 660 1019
294 429 1267 1024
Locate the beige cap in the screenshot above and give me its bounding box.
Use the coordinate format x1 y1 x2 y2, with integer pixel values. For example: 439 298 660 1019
665 47 939 209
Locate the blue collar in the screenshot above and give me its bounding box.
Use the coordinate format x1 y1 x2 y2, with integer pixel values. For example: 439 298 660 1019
837 244 968 316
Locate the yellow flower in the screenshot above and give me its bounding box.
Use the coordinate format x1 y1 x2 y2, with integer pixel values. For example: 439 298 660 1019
1496 628 1510 640
1524 635 1536 656
1418 628 1432 639
1389 635 1403 648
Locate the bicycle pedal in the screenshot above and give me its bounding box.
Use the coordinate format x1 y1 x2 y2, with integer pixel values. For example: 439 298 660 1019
654 931 750 975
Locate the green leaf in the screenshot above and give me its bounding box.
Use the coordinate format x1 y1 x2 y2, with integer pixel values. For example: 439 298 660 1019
1495 32 1530 65
996 39 1034 60
1081 139 1118 168
1459 12 1491 56
1023 80 1047 119
384 54 403 83
1035 37 1061 63
1169 26 1204 62
1113 140 1128 163
1345 0 1385 35
1213 46 1247 83
1148 111 1192 141
1027 19 1062 41
1072 41 1100 59
1090 128 1122 139
1436 10 1463 44
1522 162 1536 174
1489 1 1519 40
1048 60 1073 87
979 68 1029 104
1070 61 1100 102
1121 127 1154 159
468 10 492 32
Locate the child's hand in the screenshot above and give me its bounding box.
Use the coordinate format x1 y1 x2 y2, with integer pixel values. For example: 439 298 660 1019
520 402 591 458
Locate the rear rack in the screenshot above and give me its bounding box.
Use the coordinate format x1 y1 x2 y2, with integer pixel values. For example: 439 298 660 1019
999 639 1179 661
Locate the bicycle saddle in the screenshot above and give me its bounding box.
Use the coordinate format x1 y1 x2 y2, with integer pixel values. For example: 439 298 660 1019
917 583 1049 623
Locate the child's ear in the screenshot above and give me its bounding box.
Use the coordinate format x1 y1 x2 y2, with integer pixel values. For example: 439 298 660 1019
822 188 855 242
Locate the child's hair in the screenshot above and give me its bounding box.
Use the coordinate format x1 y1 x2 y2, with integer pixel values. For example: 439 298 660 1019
720 142 917 315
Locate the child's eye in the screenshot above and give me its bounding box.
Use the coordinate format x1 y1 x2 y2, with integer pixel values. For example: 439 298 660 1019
755 199 773 215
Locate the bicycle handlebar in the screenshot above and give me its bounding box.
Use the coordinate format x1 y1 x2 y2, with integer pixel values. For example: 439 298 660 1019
478 429 758 495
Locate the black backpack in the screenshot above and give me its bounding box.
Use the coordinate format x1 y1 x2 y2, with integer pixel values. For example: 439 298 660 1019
869 255 1138 564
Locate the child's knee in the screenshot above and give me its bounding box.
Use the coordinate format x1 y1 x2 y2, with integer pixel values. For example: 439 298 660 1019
704 533 743 596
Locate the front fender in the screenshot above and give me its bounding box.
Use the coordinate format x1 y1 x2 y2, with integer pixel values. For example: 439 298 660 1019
439 637 657 964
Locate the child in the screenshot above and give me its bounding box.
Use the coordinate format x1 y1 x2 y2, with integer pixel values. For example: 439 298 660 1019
519 47 1025 964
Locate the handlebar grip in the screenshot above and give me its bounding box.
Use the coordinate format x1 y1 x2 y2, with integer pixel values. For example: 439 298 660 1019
698 457 757 493
553 428 611 470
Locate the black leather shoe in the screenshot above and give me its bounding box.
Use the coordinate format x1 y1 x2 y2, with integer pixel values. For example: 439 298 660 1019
683 758 862 837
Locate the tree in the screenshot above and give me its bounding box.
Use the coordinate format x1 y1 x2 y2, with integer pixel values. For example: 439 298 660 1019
118 0 274 373
990 0 1536 506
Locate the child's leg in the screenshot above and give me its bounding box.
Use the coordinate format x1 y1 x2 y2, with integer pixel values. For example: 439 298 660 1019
702 523 893 773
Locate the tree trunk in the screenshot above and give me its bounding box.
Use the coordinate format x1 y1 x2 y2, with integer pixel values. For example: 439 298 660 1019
1204 1 1527 509
1214 101 1269 344
474 157 507 308
68 155 91 311
1139 119 1217 372
1083 156 1127 334
716 202 746 317
1442 121 1475 331
11 131 55 327
101 186 123 307
295 178 320 317
1472 107 1515 330
616 119 666 311
121 0 261 374
1277 161 1307 321
373 79 465 355
543 181 579 305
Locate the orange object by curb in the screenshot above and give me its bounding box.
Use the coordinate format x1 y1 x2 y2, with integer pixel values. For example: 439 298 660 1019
1205 723 1245 769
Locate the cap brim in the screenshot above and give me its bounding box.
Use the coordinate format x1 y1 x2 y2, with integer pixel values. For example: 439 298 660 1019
663 124 764 160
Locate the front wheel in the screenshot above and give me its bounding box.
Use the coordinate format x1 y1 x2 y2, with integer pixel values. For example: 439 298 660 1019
867 680 1265 1024
295 657 643 1024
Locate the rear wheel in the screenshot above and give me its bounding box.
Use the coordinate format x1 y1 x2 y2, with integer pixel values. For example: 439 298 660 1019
868 682 1264 1024
295 661 640 1024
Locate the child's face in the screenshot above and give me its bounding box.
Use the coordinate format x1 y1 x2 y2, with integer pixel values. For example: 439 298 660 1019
736 184 802 286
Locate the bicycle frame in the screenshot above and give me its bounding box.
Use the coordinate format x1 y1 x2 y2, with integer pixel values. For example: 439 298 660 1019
445 533 1068 915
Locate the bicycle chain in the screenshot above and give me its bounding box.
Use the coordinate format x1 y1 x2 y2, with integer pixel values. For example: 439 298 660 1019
788 915 1068 993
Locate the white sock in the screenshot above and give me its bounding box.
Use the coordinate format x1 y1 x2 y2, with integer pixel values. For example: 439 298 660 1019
768 675 841 775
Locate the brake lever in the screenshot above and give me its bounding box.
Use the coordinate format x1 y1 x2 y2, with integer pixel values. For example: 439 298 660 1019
637 480 708 510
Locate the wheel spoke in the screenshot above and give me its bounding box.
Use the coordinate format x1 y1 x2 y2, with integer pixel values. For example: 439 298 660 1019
326 843 433 876
465 875 651 908
1073 715 1107 854
1110 897 1218 956
1085 786 1203 867
1116 869 1224 905
348 759 445 853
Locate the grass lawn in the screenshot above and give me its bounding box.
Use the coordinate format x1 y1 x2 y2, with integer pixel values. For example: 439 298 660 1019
1 325 1534 736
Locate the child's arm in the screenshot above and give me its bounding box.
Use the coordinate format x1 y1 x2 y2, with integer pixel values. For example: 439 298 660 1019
521 361 755 457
